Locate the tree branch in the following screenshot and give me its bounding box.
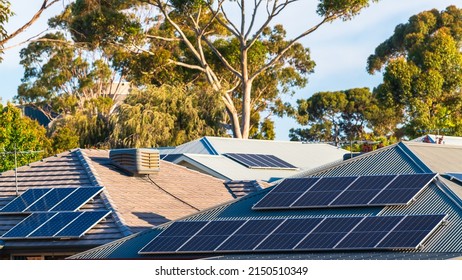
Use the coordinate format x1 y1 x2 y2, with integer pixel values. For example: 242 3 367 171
0 0 60 45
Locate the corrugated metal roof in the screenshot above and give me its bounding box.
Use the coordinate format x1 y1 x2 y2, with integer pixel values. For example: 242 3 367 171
68 142 462 260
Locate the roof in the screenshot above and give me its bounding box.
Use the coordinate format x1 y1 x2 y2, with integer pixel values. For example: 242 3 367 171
70 142 462 260
412 134 462 145
0 149 233 255
162 137 348 181
224 180 269 199
82 149 233 232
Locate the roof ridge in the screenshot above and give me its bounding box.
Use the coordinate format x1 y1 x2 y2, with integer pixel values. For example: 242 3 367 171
78 149 133 237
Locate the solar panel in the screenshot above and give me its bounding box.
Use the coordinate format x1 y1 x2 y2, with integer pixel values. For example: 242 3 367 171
2 213 56 238
224 153 297 169
54 211 111 238
28 212 81 238
49 187 103 211
253 174 436 209
0 188 52 213
25 188 76 212
295 217 364 249
139 221 208 253
216 220 284 251
375 214 446 249
1 211 110 239
0 186 104 213
138 215 446 254
256 218 323 250
178 220 246 252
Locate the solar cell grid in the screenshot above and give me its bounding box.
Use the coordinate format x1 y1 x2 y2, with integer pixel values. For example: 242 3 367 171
2 213 57 238
0 188 52 213
54 211 110 238
25 188 76 212
224 153 297 169
269 178 319 193
50 187 103 211
178 220 246 252
28 212 81 237
253 173 436 210
215 220 283 251
138 215 446 254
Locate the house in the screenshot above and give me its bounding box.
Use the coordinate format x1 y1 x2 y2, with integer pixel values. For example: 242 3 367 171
70 141 462 260
160 136 349 182
0 148 233 260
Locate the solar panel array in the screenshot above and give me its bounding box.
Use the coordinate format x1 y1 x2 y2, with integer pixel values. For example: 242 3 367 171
252 173 436 209
138 214 446 254
224 153 297 170
1 211 110 239
0 187 103 213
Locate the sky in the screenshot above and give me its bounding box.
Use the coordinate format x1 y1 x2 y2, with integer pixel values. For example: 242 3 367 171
0 0 460 140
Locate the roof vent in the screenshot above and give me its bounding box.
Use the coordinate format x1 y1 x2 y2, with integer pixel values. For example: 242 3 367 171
109 148 160 176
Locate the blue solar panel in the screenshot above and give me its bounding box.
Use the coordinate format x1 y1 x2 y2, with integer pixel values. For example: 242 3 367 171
2 213 56 238
138 215 446 254
54 211 111 238
50 187 103 211
335 216 404 248
0 186 104 214
1 211 110 239
253 174 436 210
252 192 304 208
178 220 245 252
224 153 297 169
216 220 283 251
28 212 81 238
0 188 52 213
25 188 76 212
256 218 323 250
139 221 208 253
270 178 320 193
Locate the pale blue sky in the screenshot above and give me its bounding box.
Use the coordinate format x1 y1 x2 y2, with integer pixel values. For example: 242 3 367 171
0 0 459 140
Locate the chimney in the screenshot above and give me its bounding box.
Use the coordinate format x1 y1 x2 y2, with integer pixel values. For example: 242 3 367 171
109 148 160 176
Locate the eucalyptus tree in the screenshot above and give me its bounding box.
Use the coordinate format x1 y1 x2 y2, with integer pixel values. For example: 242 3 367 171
66 0 378 138
368 5 462 138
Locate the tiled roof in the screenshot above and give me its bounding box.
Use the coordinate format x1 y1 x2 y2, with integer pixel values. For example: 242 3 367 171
81 149 233 232
224 180 270 198
0 148 233 255
69 142 462 260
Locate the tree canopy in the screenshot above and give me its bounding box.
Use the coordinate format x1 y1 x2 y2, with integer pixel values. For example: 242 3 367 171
367 5 462 138
62 0 378 139
290 88 378 143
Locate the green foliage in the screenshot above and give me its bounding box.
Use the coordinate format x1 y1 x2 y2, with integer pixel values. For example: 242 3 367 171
368 6 462 138
110 85 226 148
291 88 378 142
317 0 377 20
0 103 51 172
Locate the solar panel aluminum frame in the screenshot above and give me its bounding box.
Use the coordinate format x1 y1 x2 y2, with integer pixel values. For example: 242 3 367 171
137 215 447 255
252 174 437 210
0 210 111 240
